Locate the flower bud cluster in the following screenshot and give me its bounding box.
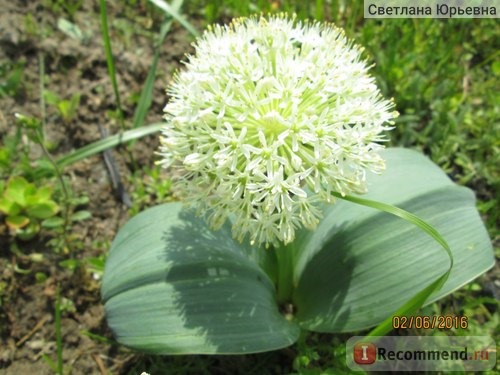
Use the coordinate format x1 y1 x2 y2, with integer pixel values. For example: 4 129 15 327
158 14 398 247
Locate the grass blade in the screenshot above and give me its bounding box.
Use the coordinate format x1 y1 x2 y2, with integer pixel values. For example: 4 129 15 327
332 192 453 336
55 286 63 375
333 193 453 257
132 0 184 130
99 0 125 130
148 0 199 36
56 123 164 169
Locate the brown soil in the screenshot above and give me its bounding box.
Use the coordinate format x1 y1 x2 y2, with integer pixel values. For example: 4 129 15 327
0 1 196 373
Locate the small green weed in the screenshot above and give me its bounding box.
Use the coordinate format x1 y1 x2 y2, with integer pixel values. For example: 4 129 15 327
43 90 81 124
41 285 65 375
43 191 91 253
0 60 25 98
0 176 59 241
292 333 352 374
128 165 172 216
14 113 92 252
42 0 83 20
0 127 35 179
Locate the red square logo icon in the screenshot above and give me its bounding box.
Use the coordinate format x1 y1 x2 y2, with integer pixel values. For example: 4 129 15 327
353 342 377 364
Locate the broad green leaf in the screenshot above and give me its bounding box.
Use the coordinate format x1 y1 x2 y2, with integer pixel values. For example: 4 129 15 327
33 185 53 202
27 202 59 219
4 176 30 206
41 217 65 228
330 192 453 337
293 148 494 332
6 215 30 229
20 224 39 240
101 203 299 354
0 197 21 216
70 210 92 222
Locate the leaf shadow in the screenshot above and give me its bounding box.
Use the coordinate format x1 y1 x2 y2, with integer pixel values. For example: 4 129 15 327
158 206 299 354
293 223 355 333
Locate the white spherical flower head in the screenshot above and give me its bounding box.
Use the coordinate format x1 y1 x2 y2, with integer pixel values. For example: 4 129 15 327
158 14 398 248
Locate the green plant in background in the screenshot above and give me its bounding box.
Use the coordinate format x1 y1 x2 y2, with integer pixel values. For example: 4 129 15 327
14 113 91 252
41 286 65 375
128 165 172 216
188 0 334 23
44 0 193 174
0 127 35 179
0 60 25 98
100 14 493 355
0 176 59 241
42 0 83 20
358 18 499 238
43 90 81 124
43 192 91 253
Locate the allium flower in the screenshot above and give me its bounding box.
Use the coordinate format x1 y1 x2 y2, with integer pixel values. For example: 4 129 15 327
158 14 398 247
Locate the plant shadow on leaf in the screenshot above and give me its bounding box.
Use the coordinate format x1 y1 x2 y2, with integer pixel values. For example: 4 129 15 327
293 185 493 334
102 203 299 355
292 225 355 332
159 207 300 354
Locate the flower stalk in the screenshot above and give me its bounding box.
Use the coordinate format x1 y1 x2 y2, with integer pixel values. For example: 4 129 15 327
274 244 296 307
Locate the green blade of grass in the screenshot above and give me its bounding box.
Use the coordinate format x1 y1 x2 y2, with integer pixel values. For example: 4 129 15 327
99 0 125 130
331 192 453 337
55 286 63 375
132 0 184 130
333 193 453 255
41 354 58 372
148 0 199 36
56 123 164 169
80 329 118 345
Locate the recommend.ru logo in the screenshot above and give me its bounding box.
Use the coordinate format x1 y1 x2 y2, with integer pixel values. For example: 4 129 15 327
347 336 495 372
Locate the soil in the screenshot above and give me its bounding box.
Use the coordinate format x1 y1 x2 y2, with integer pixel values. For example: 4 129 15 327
0 1 197 373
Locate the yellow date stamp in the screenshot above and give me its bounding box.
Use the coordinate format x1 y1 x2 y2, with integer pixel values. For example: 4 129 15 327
392 315 469 330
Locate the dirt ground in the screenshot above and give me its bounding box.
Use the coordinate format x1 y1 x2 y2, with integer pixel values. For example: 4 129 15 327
0 1 195 373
